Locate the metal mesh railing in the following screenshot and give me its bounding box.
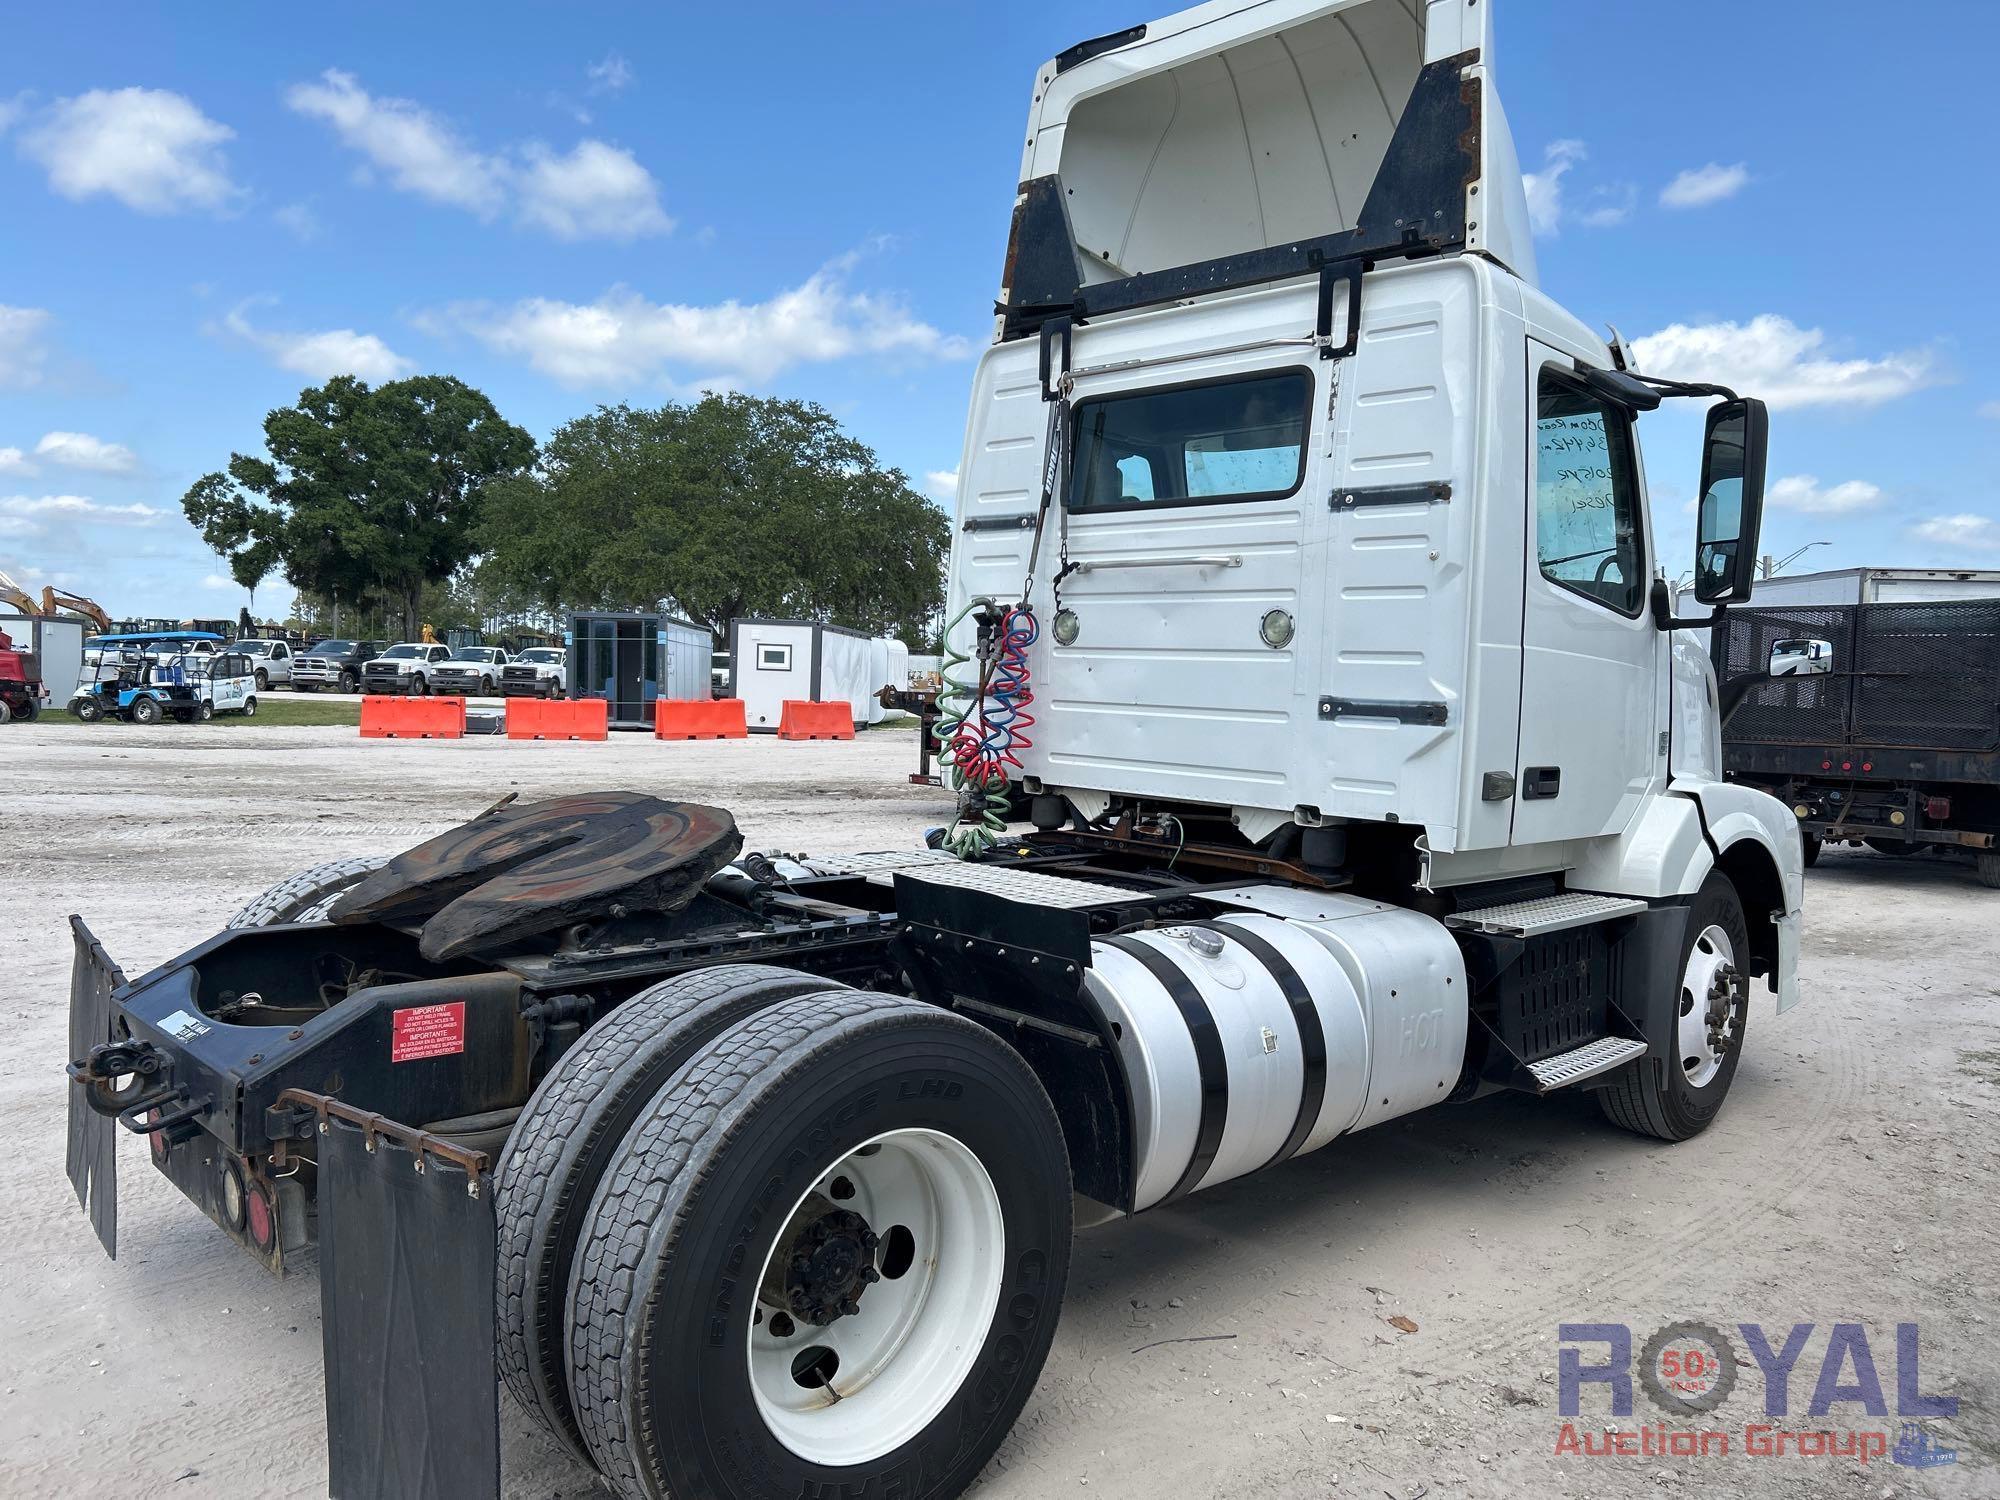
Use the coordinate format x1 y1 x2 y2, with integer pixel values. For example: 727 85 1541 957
1715 601 2000 752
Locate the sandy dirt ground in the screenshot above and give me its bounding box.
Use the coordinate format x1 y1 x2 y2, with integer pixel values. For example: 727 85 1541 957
1 720 1995 1500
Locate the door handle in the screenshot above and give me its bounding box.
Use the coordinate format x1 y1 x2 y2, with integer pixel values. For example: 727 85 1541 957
1523 766 1562 800
1067 554 1243 574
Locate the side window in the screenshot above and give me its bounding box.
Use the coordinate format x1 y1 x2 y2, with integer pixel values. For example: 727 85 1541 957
756 643 792 671
1535 369 1644 616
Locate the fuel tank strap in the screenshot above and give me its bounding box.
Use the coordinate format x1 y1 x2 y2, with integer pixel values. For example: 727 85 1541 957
1102 935 1226 1205
1193 921 1327 1171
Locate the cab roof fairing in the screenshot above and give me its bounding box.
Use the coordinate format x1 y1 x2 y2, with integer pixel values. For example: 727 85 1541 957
997 0 1535 338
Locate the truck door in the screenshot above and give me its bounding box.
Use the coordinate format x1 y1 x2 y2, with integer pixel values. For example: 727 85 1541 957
1514 345 1662 845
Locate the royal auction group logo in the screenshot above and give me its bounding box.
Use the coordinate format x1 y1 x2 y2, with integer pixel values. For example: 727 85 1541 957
1555 1321 1958 1468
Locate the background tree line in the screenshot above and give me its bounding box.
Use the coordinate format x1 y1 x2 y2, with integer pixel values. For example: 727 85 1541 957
183 376 951 648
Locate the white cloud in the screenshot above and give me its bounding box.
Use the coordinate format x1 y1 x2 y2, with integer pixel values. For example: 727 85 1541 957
433 262 970 388
1631 315 1935 410
0 447 32 476
275 201 321 241
1911 514 2000 551
924 469 958 501
223 302 415 384
34 431 137 474
287 70 507 216
287 69 669 241
1522 140 1585 237
1979 399 2000 421
1662 162 1751 210
0 304 55 389
587 54 634 94
0 493 161 521
0 95 24 134
201 573 238 590
516 140 671 241
17 87 241 214
1574 183 1637 230
1765 475 1882 516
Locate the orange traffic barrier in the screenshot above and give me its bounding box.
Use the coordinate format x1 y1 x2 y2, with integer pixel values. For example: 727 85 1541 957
507 696 610 741
655 698 748 740
777 700 855 741
360 694 465 740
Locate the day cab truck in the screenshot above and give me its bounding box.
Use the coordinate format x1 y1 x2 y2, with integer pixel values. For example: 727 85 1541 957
64 4 1803 1499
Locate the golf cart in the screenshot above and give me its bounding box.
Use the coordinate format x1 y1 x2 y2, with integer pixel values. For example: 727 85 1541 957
68 632 257 724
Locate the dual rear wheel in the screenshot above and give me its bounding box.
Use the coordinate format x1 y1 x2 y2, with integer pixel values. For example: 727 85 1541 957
496 968 1072 1500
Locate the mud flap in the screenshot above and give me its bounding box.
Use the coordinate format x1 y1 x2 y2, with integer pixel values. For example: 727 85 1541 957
313 1103 501 1500
65 915 125 1258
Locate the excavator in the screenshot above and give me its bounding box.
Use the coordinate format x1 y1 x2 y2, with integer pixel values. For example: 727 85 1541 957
0 567 113 633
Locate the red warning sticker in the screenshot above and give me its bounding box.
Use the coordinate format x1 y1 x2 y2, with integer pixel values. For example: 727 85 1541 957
391 1001 466 1063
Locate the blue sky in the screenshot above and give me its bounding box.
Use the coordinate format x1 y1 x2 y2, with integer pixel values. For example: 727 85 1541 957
4 0 1996 621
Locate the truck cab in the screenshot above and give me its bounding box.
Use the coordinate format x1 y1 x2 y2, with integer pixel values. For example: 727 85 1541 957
942 0 1800 980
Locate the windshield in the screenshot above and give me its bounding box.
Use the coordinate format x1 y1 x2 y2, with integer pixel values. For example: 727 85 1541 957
521 648 562 664
308 640 355 654
381 644 423 659
458 648 500 662
239 641 274 654
1069 370 1312 512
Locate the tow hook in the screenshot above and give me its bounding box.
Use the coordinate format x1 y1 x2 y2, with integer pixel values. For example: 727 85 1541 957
68 1039 208 1142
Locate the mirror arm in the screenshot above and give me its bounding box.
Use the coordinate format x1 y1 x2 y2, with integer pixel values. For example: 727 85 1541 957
1635 375 1742 404
1649 579 1721 632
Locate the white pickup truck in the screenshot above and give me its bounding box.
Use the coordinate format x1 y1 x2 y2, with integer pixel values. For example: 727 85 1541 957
501 646 567 698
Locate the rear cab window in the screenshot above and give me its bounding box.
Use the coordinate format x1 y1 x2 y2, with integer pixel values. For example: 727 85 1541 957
1069 369 1312 513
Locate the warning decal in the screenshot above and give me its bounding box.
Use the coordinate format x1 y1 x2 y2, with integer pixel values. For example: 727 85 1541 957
391 1001 466 1063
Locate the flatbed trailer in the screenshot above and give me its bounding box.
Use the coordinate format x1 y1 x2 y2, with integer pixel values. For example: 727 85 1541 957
1713 599 2000 881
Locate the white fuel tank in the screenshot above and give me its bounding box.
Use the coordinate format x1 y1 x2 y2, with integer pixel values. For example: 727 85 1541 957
1083 891 1467 1212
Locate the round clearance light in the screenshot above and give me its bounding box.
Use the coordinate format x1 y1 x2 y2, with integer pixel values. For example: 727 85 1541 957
218 1161 247 1232
1260 609 1296 649
1052 609 1080 646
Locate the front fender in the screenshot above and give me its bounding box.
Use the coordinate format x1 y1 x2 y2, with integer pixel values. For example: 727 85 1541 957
1675 777 1805 1013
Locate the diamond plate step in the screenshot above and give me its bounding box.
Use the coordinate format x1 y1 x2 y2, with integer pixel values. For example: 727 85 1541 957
1525 1036 1648 1091
1445 891 1647 938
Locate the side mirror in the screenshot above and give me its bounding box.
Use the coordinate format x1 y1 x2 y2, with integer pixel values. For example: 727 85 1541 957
1694 398 1769 604
1768 637 1833 677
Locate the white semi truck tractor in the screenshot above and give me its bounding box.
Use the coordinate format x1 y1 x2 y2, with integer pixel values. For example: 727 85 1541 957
64 4 1802 1498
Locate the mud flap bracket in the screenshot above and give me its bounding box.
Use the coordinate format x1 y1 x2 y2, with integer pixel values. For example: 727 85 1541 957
283 1091 500 1500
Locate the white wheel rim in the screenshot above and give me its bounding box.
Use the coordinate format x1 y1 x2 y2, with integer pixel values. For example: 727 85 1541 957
1678 924 1739 1089
747 1127 1004 1467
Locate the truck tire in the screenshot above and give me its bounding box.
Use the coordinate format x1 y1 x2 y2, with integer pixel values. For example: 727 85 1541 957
496 964 851 1464
1598 872 1752 1142
567 991 1071 1500
224 854 390 928
338 669 356 693
1800 832 1820 869
1978 852 2000 890
254 668 269 691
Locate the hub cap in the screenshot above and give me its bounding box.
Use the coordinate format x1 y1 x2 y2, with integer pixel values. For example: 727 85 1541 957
748 1128 1003 1466
1678 924 1741 1089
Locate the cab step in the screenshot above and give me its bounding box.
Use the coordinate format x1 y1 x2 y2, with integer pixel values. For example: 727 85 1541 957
1524 1036 1648 1092
1445 891 1647 938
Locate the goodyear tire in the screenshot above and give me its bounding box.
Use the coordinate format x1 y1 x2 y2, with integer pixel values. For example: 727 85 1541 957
495 963 849 1464
567 991 1071 1500
1598 872 1752 1141
224 855 390 928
